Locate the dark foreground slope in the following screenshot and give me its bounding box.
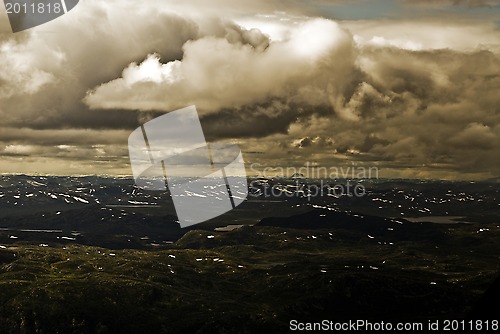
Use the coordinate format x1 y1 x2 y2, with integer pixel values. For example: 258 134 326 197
0 209 499 333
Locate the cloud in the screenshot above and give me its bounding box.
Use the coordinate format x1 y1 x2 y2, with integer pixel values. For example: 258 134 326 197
0 0 498 179
84 18 357 115
346 20 500 52
406 0 500 7
293 136 335 148
0 127 130 146
448 122 497 149
0 0 201 128
240 46 500 179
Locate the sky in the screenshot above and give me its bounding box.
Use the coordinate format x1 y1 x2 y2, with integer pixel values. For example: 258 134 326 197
0 0 499 179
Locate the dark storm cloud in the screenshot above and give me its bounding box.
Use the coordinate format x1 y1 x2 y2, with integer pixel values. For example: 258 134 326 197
278 47 500 177
200 102 298 139
200 102 333 140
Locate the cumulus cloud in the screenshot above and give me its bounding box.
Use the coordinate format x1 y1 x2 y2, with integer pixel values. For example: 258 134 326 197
0 0 202 128
84 18 357 115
